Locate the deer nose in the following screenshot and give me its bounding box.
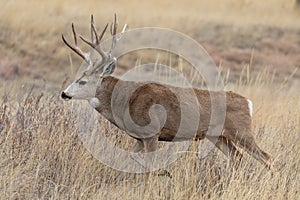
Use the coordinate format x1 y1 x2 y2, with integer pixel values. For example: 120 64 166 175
61 92 72 100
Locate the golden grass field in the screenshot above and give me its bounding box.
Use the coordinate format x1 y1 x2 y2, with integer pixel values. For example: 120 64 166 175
0 0 300 199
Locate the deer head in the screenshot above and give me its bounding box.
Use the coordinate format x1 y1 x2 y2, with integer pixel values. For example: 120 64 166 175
61 14 127 100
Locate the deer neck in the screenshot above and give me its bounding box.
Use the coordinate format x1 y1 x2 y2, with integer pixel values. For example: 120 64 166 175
89 76 119 124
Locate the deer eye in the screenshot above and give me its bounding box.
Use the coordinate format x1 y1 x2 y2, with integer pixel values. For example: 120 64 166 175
78 80 87 85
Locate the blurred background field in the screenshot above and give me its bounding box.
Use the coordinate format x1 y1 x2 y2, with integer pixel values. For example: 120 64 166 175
0 0 299 199
0 0 299 86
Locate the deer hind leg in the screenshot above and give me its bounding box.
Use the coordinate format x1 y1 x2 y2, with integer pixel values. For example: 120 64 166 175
207 135 243 163
225 129 273 170
243 139 273 170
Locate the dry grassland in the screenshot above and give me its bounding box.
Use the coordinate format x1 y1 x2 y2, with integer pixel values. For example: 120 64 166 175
0 0 299 199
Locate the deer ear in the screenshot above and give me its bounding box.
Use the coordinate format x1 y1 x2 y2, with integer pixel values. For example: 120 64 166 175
101 58 116 77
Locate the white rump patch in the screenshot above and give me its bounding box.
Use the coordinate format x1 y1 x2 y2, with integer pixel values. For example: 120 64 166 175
247 99 253 117
89 97 100 108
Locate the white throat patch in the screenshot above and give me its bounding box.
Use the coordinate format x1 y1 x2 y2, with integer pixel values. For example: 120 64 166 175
247 99 253 117
89 97 100 108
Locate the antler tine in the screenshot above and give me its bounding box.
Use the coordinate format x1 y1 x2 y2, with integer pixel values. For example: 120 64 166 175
110 13 118 35
91 23 99 45
91 14 95 43
109 14 127 54
119 24 127 38
71 23 78 46
114 13 118 34
79 16 110 62
79 35 108 61
98 23 108 42
62 24 89 63
91 15 109 44
63 14 126 64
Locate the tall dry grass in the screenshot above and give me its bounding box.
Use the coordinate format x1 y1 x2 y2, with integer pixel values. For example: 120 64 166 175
0 70 299 199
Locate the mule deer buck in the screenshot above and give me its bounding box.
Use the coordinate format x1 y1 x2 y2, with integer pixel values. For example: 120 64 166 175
61 14 273 182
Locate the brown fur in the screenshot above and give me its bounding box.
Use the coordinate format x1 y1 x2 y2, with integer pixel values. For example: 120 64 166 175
95 76 272 169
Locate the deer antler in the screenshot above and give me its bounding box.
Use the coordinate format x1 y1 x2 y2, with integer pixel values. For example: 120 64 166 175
62 23 90 64
62 14 127 65
109 13 127 54
79 15 109 63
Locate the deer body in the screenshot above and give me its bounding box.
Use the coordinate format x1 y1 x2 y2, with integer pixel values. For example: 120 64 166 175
93 76 252 142
61 15 273 183
86 75 272 169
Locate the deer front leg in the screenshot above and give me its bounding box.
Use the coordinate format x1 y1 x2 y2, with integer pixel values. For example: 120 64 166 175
142 134 159 187
132 139 144 153
129 139 146 168
132 137 172 180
